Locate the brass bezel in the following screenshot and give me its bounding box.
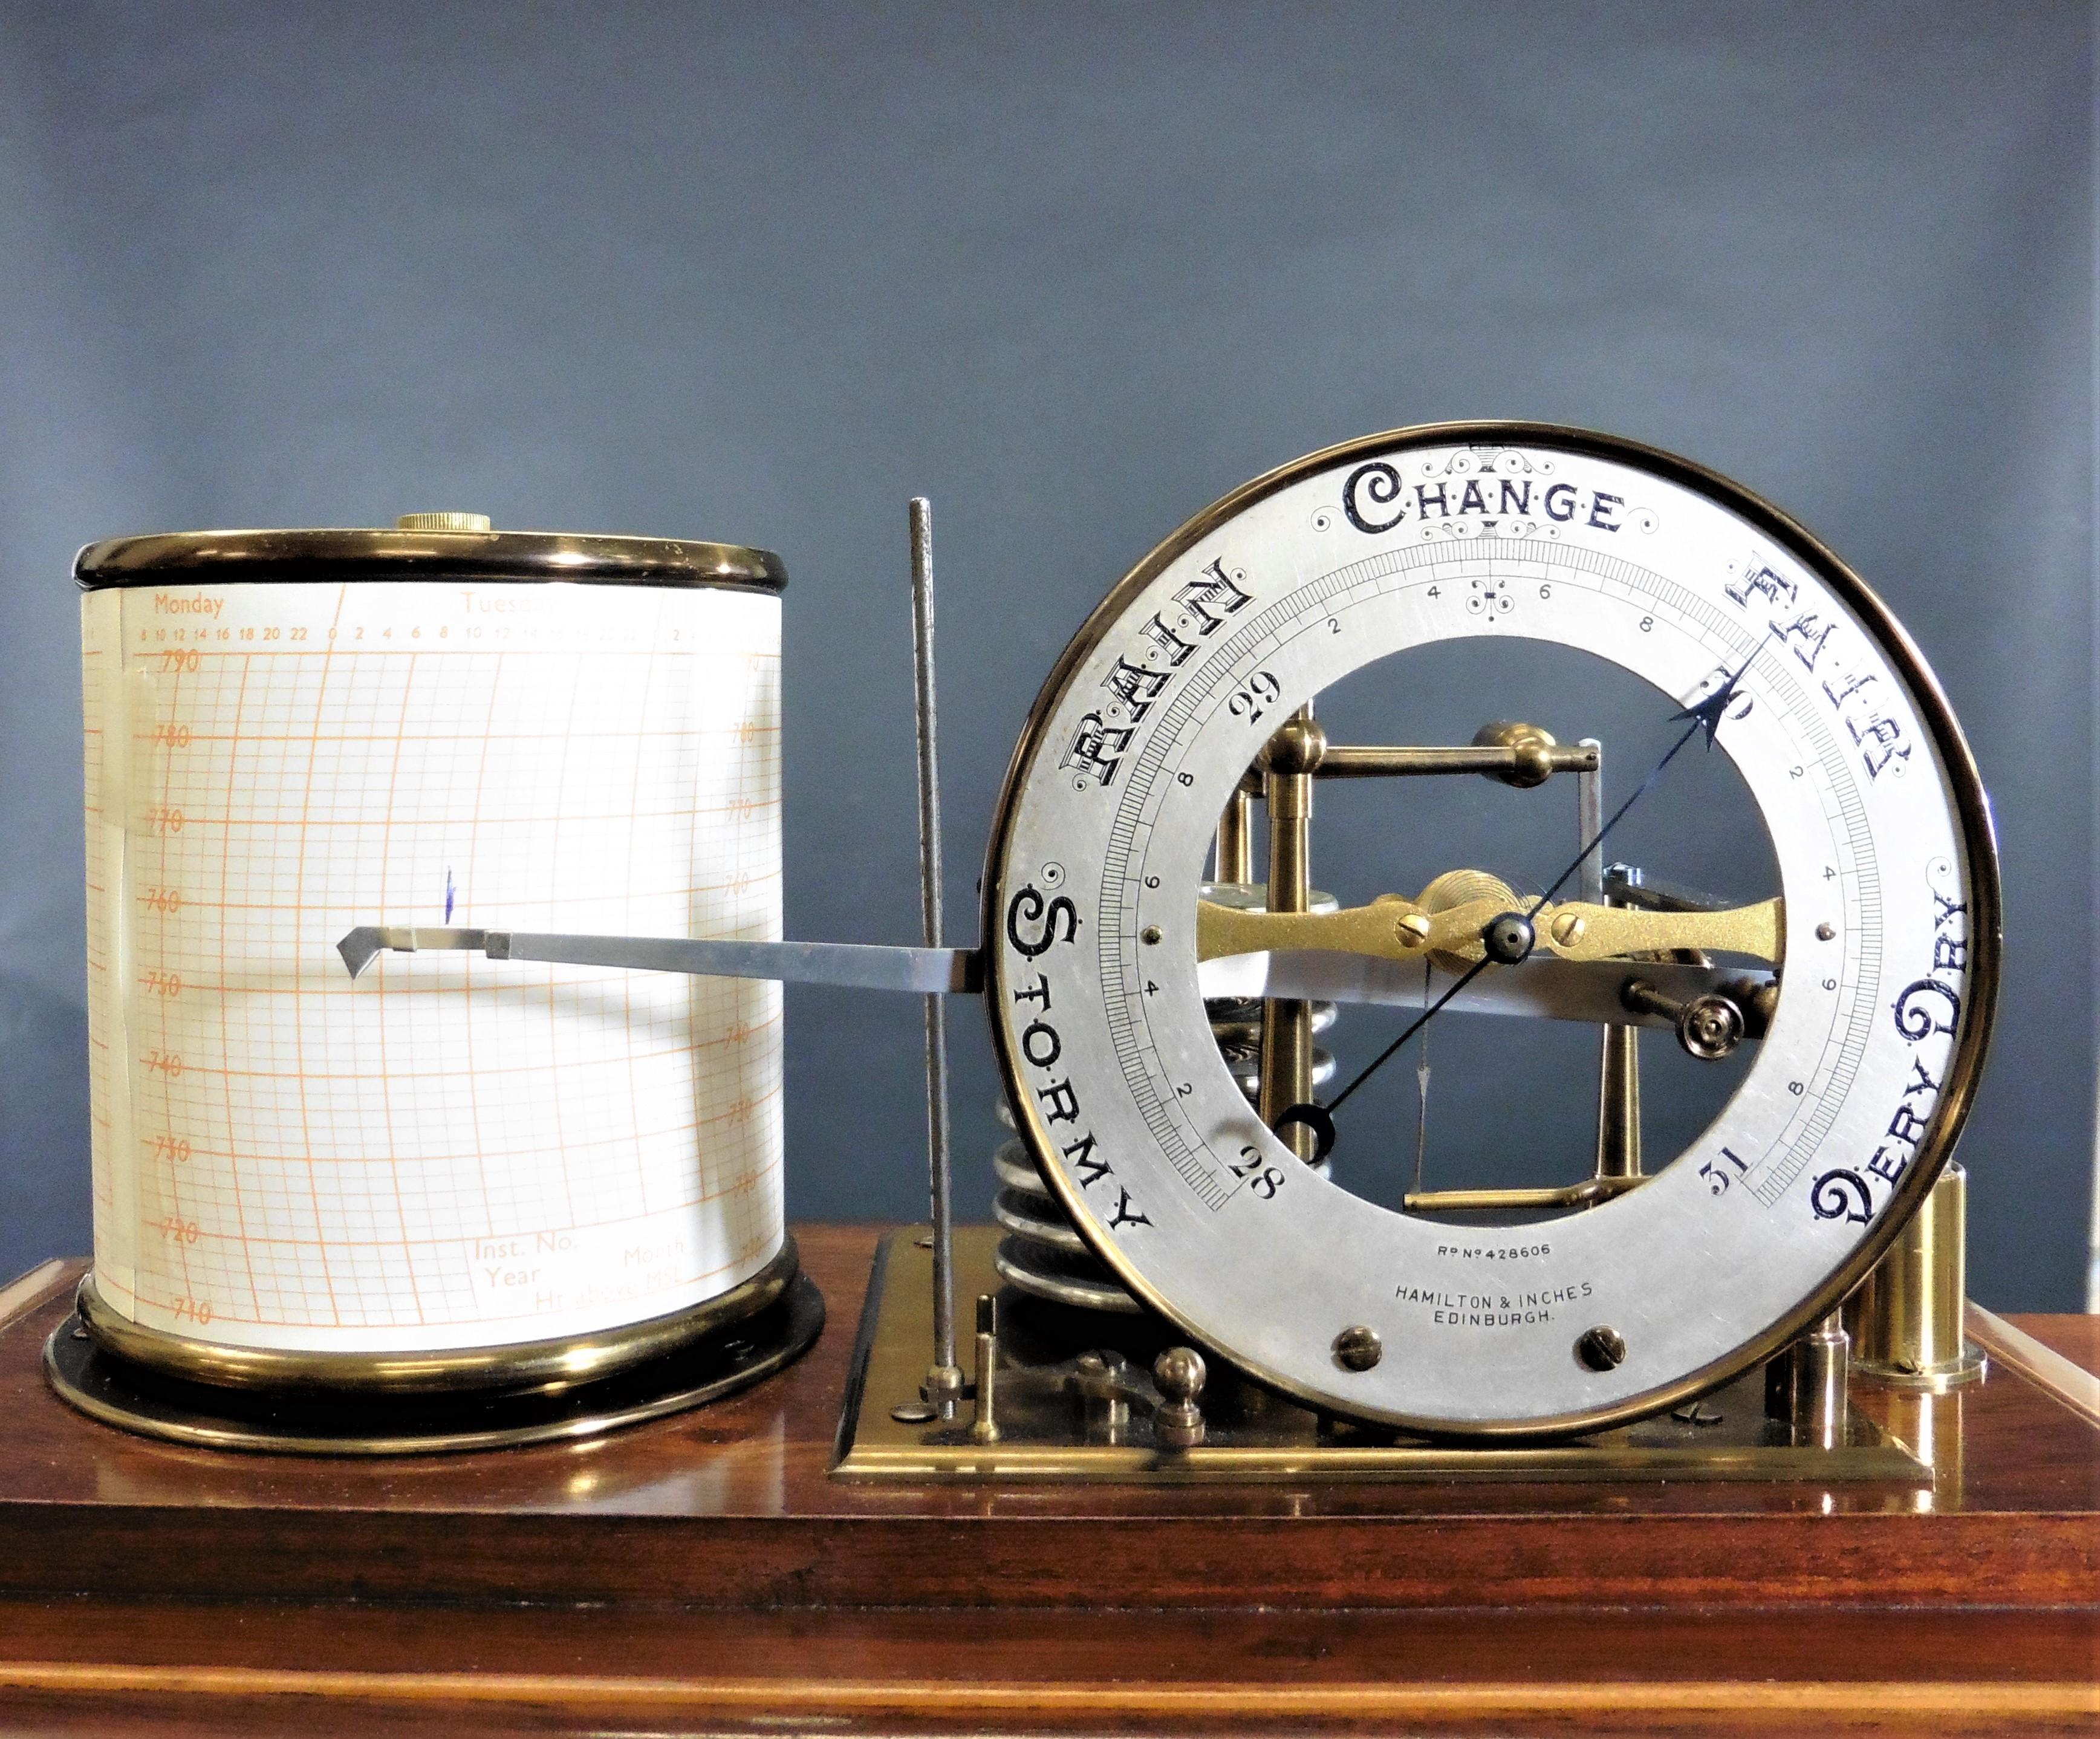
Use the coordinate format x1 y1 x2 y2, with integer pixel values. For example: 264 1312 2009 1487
980 420 2003 1440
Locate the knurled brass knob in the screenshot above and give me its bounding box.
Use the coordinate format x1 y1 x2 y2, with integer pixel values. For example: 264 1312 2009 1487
395 512 492 532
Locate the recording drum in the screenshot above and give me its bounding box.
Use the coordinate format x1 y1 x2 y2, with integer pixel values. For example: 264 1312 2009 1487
57 514 821 1450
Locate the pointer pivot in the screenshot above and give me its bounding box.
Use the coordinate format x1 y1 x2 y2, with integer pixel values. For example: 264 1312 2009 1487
1481 912 1536 966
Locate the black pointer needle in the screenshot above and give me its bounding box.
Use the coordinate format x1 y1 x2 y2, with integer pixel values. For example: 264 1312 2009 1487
1273 632 1772 1163
1521 631 1767 918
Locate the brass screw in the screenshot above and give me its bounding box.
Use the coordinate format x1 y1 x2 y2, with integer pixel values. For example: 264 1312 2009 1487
1395 912 1431 946
1550 911 1586 947
1332 1325 1383 1371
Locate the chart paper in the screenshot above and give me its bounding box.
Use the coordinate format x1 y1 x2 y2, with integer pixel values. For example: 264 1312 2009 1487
82 578 783 1352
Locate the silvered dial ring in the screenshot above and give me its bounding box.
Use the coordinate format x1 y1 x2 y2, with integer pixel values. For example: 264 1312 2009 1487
984 422 1998 1435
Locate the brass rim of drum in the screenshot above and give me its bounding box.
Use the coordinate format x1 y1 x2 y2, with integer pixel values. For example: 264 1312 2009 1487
45 1275 825 1457
74 525 787 593
72 1236 802 1398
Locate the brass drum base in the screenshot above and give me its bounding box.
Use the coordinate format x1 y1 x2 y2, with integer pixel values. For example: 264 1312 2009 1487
44 1275 823 1455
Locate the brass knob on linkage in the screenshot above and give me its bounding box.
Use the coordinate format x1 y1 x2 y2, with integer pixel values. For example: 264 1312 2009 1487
1261 712 1328 777
1472 721 1559 789
1621 978 1746 1061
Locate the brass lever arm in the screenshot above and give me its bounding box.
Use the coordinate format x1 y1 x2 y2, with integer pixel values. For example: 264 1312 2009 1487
1195 896 1431 966
1421 894 1784 965
1195 879 1783 967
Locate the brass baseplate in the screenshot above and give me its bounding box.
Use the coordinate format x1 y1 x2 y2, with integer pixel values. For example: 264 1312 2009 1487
834 1227 1925 1483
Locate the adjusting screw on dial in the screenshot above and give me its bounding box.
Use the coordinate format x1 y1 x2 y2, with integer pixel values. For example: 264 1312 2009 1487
1621 980 1746 1062
1331 1325 1384 1372
1575 1325 1628 1373
1482 912 1536 966
1676 995 1746 1061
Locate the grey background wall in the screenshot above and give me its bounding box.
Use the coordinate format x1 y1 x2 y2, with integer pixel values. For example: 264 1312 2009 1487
2 3 2092 1307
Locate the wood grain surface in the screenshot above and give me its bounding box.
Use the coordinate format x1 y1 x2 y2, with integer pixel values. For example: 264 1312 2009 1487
0 1602 2091 1735
2018 1314 2100 1373
0 1229 2090 1735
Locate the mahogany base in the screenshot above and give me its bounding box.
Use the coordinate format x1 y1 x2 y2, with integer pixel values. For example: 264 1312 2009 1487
0 1226 2090 1734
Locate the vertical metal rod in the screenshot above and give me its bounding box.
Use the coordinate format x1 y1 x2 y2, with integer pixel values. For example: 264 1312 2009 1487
909 497 962 1416
1577 742 1605 908
1581 740 1640 1181
1213 782 1255 884
1259 709 1322 1162
970 1293 1000 1445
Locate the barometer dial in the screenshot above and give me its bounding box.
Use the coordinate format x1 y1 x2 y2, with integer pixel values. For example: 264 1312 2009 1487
984 423 1998 1435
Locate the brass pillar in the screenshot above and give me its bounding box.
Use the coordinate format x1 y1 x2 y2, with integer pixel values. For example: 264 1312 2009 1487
1845 1163 1985 1390
1595 1030 1642 1178
1766 1309 1850 1449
